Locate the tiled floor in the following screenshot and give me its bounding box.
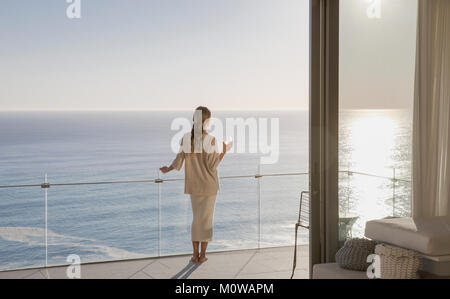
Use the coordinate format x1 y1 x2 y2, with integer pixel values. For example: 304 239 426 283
0 245 309 279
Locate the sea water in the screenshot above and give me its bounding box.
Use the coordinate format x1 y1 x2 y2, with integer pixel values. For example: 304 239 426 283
0 110 411 270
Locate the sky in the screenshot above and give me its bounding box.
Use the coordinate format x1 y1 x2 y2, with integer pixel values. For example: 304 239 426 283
0 0 417 111
0 0 309 111
339 0 417 110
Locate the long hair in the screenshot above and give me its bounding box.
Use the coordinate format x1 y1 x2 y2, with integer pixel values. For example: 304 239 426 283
191 106 211 153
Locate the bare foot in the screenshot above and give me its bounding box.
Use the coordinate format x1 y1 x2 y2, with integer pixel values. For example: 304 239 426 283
191 254 199 263
198 254 208 263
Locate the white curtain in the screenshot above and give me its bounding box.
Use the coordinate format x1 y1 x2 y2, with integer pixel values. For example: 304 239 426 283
413 0 450 217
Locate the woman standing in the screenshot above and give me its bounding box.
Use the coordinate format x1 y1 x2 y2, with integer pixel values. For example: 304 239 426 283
160 107 230 263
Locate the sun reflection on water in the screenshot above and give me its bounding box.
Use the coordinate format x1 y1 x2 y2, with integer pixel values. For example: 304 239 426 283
339 110 412 238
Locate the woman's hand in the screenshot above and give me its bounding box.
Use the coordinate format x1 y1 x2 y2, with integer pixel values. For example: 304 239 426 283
222 140 233 154
160 166 172 174
222 142 228 154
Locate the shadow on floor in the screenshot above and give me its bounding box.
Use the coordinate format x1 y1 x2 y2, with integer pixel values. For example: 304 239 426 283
171 260 201 279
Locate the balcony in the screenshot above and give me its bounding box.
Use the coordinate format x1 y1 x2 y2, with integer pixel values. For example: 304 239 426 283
0 169 410 278
0 171 309 273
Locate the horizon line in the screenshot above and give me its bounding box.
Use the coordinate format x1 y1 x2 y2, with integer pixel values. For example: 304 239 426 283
0 108 412 112
0 108 310 112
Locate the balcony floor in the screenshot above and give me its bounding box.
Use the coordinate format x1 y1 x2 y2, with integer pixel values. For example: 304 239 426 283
0 245 308 279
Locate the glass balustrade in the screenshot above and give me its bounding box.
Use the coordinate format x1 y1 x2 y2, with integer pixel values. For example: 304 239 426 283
46 179 159 267
0 166 412 271
338 169 412 242
0 184 46 271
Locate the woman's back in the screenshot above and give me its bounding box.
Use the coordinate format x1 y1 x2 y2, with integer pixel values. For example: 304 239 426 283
170 133 220 196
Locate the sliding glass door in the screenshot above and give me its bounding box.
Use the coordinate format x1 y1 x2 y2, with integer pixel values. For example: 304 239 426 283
338 0 418 244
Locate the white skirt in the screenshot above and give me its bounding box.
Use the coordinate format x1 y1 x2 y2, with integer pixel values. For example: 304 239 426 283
190 194 217 242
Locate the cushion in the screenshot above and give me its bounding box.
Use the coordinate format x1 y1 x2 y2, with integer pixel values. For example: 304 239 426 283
312 263 368 279
365 217 450 256
335 238 377 271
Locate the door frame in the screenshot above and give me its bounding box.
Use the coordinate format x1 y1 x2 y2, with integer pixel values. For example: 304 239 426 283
309 0 340 277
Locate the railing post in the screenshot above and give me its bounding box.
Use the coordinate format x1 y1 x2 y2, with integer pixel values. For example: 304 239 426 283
392 168 396 217
256 164 262 249
43 174 48 268
346 164 351 215
157 170 162 257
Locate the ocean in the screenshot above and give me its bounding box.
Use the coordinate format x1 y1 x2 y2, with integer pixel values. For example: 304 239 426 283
0 110 411 270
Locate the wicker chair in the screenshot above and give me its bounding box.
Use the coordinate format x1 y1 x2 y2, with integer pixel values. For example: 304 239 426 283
291 191 310 279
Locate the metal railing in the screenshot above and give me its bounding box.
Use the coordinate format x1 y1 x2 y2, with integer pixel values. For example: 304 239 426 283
0 169 410 190
0 168 411 189
0 172 309 189
0 168 411 270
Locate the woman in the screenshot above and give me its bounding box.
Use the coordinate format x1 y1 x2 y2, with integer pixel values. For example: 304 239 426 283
160 106 230 263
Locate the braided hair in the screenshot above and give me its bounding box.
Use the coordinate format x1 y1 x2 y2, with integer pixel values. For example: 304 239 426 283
191 106 211 153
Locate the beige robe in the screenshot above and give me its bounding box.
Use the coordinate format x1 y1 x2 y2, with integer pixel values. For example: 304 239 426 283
170 133 221 196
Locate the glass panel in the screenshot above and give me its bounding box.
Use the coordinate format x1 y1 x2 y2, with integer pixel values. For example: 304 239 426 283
339 0 417 242
47 182 158 266
394 179 412 218
160 179 191 256
260 174 309 247
340 172 399 239
0 187 45 270
212 178 259 252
